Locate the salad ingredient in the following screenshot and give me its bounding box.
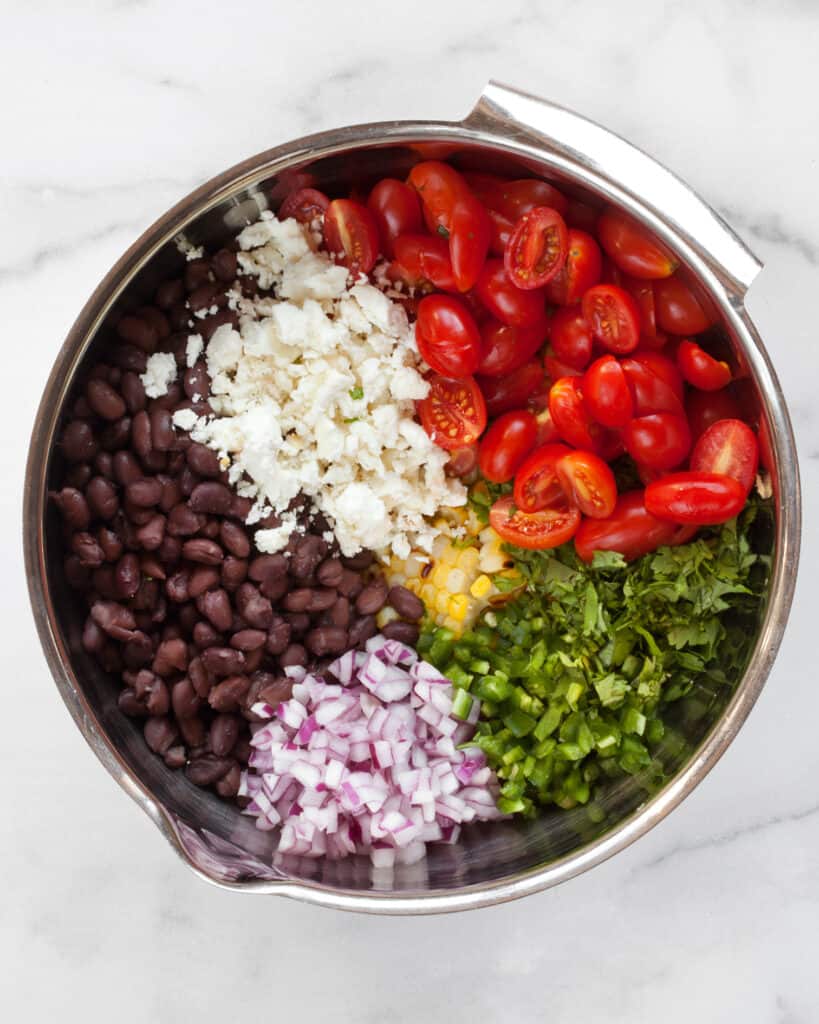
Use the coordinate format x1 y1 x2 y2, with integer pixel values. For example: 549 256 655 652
549 377 602 451
449 192 492 291
478 410 538 483
479 359 547 417
140 352 178 400
677 339 732 391
581 284 641 354
645 472 747 525
574 490 695 563
654 274 713 335
416 295 482 378
550 306 593 370
555 450 617 519
513 442 570 513
544 228 602 306
419 374 487 451
477 319 546 377
504 206 569 290
583 355 634 428
392 234 457 292
490 495 580 550
407 160 468 235
367 179 423 258
690 418 759 493
597 207 677 279
621 352 684 416
323 199 380 276
623 412 691 471
241 637 503 864
476 259 547 327
279 188 330 225
686 387 743 440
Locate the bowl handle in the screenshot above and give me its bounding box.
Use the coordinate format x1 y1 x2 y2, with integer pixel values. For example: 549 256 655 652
462 81 762 299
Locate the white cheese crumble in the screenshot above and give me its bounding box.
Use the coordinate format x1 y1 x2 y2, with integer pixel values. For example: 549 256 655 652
185 334 204 368
179 213 465 557
141 352 178 399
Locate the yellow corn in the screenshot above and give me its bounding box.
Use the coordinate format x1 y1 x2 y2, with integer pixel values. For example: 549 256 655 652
447 594 470 621
470 574 493 599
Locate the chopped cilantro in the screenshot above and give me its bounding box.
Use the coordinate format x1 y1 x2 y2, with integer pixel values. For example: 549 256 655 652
348 385 364 401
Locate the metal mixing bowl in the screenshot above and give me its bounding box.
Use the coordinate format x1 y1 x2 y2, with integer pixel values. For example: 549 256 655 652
24 82 800 913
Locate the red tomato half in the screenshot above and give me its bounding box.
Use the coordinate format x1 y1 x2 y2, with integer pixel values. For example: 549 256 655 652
581 284 641 354
534 406 560 446
597 208 677 279
654 275 714 335
323 199 380 276
450 192 491 292
279 187 330 224
544 230 602 305
549 306 593 370
677 340 732 391
445 444 480 478
416 295 482 378
556 450 617 519
548 376 601 451
477 318 547 377
418 374 487 451
584 355 634 428
478 359 546 417
513 442 571 512
367 179 422 258
490 495 580 551
407 161 468 234
623 412 691 470
645 472 747 525
393 234 457 292
686 388 743 441
476 260 546 327
621 352 684 416
544 348 584 381
620 275 658 338
690 419 759 494
494 179 569 222
478 410 538 483
504 207 569 290
575 490 696 563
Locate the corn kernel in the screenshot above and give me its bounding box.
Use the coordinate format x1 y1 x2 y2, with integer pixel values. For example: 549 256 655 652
479 545 506 573
442 615 462 633
470 574 493 599
376 606 400 628
405 556 424 579
446 568 468 593
431 562 451 588
456 546 480 572
448 594 470 621
435 591 451 616
420 583 437 607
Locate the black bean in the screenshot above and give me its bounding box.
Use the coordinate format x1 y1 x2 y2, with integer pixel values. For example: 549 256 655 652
290 535 326 579
110 344 148 374
118 688 147 717
152 638 188 677
284 611 310 634
382 620 420 645
305 626 348 657
212 248 237 282
61 420 98 462
91 599 137 640
221 556 248 589
178 715 206 747
356 579 388 615
94 451 114 478
150 407 176 451
72 531 105 568
188 565 221 598
220 520 250 558
126 477 163 507
387 585 425 620
112 450 142 487
113 553 140 599
65 464 92 490
186 754 232 787
165 569 190 603
185 441 220 477
214 762 241 798
132 410 152 460
280 643 307 668
189 481 233 515
97 526 123 562
188 656 211 698
236 583 274 629
155 278 184 310
100 416 131 451
199 309 238 342
122 632 154 668
171 677 201 719
144 675 170 716
137 305 170 341
184 259 211 292
158 475 183 512
188 281 221 312
208 675 251 712
117 315 158 353
183 362 210 401
328 596 351 629
228 495 253 521
196 588 233 632
210 714 239 756
316 557 344 587
200 646 245 677
193 621 222 649
121 371 147 413
143 716 178 755
86 378 126 421
181 537 223 565
283 588 312 613
167 503 204 536
337 568 364 600
230 628 267 651
348 615 377 647
135 514 166 551
265 617 291 656
164 746 187 770
341 549 374 571
81 617 105 653
64 554 90 589
91 565 118 600
51 488 90 530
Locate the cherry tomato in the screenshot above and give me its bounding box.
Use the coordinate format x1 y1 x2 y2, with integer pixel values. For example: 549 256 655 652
645 472 746 525
654 274 714 335
478 410 538 483
504 206 569 290
575 490 696 563
544 229 602 305
445 444 479 478
556 450 617 519
690 419 759 494
620 275 658 338
623 412 691 470
534 406 560 446
677 339 731 391
686 388 744 441
407 160 468 234
565 199 599 234
450 192 492 292
513 442 571 512
416 295 482 378
279 187 330 224
323 199 380 276
393 234 457 292
544 348 584 381
621 352 685 416
581 284 641 354
461 174 515 255
583 355 634 428
477 318 547 377
494 179 569 222
478 359 546 417
418 374 487 451
490 495 580 551
367 179 422 258
476 260 546 327
549 376 602 451
597 208 678 279
549 306 593 370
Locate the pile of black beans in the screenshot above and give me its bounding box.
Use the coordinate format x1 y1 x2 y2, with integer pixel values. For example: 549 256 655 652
51 245 425 799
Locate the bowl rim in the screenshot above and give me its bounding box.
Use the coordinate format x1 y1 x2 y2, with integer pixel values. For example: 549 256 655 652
24 110 801 914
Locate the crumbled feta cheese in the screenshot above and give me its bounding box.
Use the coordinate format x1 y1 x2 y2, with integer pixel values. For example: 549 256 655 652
186 333 204 367
172 408 199 432
141 352 177 398
183 215 465 557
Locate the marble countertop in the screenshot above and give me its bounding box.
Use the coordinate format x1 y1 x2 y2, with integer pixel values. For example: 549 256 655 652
3 1 817 1020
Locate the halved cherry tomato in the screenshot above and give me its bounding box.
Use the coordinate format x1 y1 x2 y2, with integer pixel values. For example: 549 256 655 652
478 359 546 417
461 173 515 255
645 472 746 525
544 229 602 305
279 187 330 225
686 387 744 441
623 412 691 470
416 295 482 378
549 376 601 451
690 419 759 494
544 348 584 381
597 208 677 279
556 450 617 519
584 355 634 428
550 307 593 370
323 199 380 276
478 410 538 483
490 495 580 551
677 339 732 391
581 284 641 354
450 192 491 292
393 234 457 292
477 318 547 377
476 260 546 327
407 160 468 235
620 275 658 338
445 444 479 478
513 442 571 512
621 352 684 416
575 490 696 563
654 274 714 335
533 406 560 446
504 207 569 290
367 179 422 258
418 374 487 451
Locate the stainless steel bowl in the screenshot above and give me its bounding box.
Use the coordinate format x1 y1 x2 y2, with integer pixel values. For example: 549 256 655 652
24 82 800 913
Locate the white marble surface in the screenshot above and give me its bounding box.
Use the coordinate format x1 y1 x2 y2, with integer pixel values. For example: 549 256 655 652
3 1 818 1020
